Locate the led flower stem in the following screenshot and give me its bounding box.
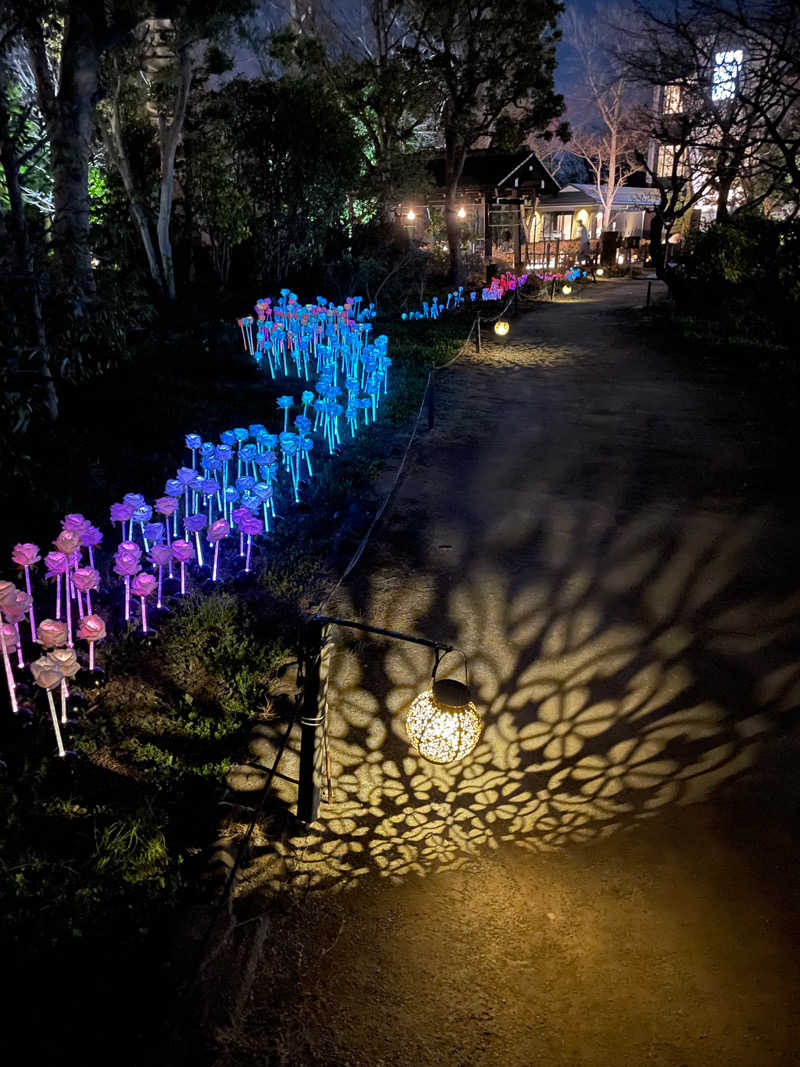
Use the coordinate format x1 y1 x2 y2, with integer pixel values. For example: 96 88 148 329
1 623 19 714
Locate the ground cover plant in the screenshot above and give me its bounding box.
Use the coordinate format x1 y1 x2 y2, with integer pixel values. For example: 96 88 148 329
0 308 471 1065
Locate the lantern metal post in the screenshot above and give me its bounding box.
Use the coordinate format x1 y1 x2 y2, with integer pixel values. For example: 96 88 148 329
298 617 327 824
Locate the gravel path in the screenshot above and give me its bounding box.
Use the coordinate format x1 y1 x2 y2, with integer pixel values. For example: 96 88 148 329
226 278 800 1067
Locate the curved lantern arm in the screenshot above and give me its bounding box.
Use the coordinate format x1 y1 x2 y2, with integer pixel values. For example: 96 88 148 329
311 614 454 658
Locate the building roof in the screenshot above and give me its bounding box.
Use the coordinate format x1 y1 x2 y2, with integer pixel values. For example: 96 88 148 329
426 149 560 196
537 183 662 211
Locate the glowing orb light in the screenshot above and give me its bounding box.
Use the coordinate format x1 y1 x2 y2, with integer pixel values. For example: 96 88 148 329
562 284 572 295
494 320 510 337
407 209 416 221
405 678 482 764
596 267 605 276
457 206 466 219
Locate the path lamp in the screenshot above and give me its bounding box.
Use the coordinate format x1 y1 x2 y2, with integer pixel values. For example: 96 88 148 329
298 616 481 823
493 319 510 337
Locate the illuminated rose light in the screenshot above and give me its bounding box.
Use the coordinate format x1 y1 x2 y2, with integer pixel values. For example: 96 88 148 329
131 572 157 633
30 654 66 756
1 588 32 668
72 566 100 617
171 539 194 595
185 432 202 469
11 543 40 637
149 545 172 607
206 518 230 582
237 513 263 572
37 618 67 650
47 645 80 724
113 543 142 622
184 512 207 568
44 550 69 620
109 501 134 545
54 530 83 648
76 613 106 672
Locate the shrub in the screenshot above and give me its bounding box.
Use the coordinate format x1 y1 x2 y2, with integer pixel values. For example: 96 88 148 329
669 215 800 345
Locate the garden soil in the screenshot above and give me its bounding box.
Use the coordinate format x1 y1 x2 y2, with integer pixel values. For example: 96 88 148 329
210 279 800 1067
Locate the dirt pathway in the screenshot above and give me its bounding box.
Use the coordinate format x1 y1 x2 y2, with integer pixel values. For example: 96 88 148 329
228 278 800 1067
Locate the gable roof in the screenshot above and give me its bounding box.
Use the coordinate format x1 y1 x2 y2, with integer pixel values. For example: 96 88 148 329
426 149 560 196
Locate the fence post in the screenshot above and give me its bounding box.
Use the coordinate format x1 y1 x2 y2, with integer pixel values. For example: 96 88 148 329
298 617 327 824
427 373 435 430
475 314 481 353
646 280 652 308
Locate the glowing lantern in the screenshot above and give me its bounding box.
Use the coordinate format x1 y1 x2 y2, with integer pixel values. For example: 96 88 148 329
407 209 416 221
457 206 466 219
596 267 605 276
405 677 482 764
494 320 510 336
562 284 572 295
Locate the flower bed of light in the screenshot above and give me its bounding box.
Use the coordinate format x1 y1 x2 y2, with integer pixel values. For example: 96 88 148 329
399 271 529 321
0 289 392 755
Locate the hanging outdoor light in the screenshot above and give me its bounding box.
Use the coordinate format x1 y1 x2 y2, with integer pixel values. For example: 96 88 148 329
405 652 481 764
299 616 482 822
494 319 510 336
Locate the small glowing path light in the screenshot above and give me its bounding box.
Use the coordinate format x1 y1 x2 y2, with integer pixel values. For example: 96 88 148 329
493 319 510 337
298 616 481 822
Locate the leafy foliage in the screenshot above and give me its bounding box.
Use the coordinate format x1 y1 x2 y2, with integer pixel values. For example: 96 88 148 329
670 214 800 345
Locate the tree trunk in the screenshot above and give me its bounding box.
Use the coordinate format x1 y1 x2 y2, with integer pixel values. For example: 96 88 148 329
0 58 59 420
157 50 193 303
444 138 467 284
649 214 666 280
603 125 618 231
97 79 163 289
27 9 101 303
715 175 732 222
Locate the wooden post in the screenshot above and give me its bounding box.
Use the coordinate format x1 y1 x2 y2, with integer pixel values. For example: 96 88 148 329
646 280 652 307
483 196 492 261
475 314 481 352
298 618 327 823
513 198 522 273
427 374 435 429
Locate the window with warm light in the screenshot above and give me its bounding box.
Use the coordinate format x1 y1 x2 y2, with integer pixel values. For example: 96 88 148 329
663 84 682 113
712 49 743 102
656 144 688 179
